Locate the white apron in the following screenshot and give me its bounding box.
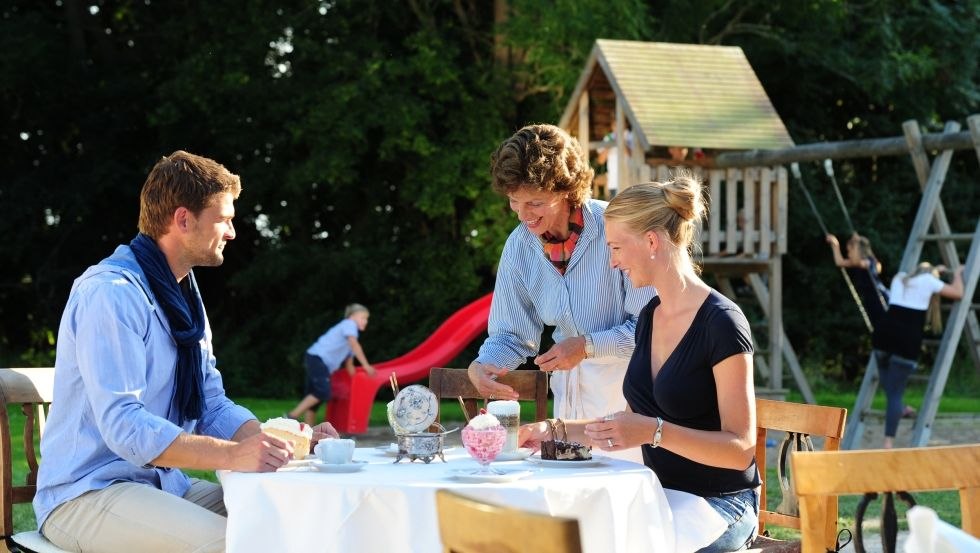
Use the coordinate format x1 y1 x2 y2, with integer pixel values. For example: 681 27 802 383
549 356 644 464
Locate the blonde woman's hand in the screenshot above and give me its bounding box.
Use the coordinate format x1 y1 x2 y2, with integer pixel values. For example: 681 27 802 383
518 421 552 453
584 411 658 451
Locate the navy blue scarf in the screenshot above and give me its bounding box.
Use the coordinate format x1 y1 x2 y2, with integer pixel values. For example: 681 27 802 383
130 233 206 424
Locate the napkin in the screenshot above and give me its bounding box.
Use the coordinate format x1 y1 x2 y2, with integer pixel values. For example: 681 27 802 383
905 505 980 553
663 488 727 553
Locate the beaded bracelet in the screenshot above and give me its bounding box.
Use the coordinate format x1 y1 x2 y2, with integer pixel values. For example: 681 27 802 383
544 418 557 441
554 418 568 441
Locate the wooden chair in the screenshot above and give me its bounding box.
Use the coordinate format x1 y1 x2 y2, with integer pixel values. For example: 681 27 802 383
792 444 980 553
0 368 68 553
752 399 847 552
435 488 583 553
427 368 548 423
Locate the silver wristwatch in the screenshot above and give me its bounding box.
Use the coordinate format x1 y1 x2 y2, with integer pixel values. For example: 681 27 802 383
583 334 595 358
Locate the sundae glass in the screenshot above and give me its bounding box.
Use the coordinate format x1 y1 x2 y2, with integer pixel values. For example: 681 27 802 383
461 411 507 475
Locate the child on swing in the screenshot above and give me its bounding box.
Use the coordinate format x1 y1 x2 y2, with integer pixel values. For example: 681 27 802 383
826 232 889 328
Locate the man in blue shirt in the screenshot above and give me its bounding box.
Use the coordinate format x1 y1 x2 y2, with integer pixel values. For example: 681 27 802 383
35 151 338 552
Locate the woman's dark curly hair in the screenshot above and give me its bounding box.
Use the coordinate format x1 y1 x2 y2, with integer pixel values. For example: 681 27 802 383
490 124 594 208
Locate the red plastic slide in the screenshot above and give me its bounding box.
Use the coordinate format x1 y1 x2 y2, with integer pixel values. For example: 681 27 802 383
326 293 493 433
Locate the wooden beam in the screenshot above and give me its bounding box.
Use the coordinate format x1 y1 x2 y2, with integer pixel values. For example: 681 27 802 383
714 125 977 168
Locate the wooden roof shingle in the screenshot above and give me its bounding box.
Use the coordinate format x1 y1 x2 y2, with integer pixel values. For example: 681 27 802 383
559 39 794 151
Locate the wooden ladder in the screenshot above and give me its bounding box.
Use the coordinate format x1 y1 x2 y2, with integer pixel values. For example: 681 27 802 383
842 115 980 449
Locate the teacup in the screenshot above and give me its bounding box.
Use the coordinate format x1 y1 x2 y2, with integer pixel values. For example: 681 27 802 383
314 438 355 464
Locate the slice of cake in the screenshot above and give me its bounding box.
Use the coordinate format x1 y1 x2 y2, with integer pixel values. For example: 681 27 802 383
260 417 314 459
540 439 592 461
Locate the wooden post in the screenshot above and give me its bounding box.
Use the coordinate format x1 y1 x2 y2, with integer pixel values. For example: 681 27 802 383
898 121 960 274
725 169 739 255
742 168 757 255
776 167 788 255
631 129 645 190
577 91 589 157
709 170 722 255
759 167 773 258
577 91 593 197
769 256 784 391
615 100 628 191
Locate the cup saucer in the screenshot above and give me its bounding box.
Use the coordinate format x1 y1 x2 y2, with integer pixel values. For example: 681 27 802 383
311 460 367 473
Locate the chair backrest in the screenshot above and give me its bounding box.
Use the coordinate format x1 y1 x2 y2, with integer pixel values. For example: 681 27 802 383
0 368 55 545
428 368 548 423
755 398 847 550
435 488 583 553
792 444 980 553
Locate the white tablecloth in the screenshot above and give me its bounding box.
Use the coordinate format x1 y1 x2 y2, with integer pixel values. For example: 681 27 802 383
219 447 675 553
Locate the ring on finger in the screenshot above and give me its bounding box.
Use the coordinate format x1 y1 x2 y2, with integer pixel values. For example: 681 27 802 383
489 394 495 400
607 438 614 448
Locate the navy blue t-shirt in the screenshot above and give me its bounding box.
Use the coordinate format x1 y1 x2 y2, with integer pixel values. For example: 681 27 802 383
623 289 761 496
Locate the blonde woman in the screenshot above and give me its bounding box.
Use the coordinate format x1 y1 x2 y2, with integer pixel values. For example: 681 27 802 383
519 175 760 552
872 263 964 448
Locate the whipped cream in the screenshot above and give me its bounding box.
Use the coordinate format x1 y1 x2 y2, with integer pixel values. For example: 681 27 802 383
486 400 520 416
467 412 501 430
261 417 313 438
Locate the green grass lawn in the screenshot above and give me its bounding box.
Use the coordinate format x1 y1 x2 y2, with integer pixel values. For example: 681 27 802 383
9 393 972 537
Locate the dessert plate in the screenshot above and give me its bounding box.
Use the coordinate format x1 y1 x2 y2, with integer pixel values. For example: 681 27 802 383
374 443 400 456
526 455 604 468
449 469 534 483
282 455 316 468
494 447 533 462
312 460 367 473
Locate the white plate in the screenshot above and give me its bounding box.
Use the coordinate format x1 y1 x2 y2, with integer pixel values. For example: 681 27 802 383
526 454 604 468
375 444 400 456
283 455 316 468
494 448 533 462
311 460 367 473
449 469 534 483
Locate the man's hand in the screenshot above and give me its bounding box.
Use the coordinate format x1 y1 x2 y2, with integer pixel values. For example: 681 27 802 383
467 362 519 400
533 336 587 372
225 432 293 473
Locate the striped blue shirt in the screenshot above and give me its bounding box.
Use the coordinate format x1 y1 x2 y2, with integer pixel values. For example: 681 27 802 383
477 199 655 369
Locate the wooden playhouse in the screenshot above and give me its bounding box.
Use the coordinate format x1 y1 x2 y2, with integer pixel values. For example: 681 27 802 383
559 39 811 400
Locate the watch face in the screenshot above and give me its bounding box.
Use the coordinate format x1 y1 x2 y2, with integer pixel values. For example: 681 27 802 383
391 384 439 433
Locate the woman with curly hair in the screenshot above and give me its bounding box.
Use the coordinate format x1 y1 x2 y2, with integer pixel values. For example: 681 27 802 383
467 124 653 462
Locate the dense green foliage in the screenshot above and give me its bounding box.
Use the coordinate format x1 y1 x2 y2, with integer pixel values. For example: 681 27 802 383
1 0 977 396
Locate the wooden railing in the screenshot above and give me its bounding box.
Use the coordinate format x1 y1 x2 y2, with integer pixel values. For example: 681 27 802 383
601 162 788 260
